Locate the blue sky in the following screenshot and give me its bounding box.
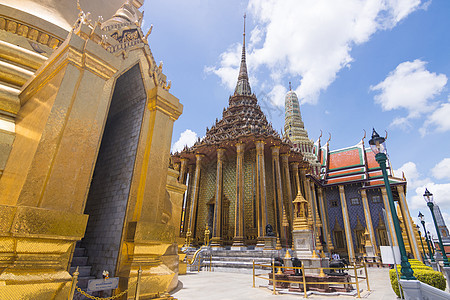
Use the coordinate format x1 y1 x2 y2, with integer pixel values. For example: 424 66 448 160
143 0 450 237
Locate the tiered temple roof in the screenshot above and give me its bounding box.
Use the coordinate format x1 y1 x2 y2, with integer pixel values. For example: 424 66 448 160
315 138 406 187
173 16 305 166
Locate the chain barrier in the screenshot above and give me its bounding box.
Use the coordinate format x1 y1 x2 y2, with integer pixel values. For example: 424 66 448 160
69 266 142 300
74 281 136 300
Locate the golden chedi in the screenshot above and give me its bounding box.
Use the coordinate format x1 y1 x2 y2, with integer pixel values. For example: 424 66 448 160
0 0 185 299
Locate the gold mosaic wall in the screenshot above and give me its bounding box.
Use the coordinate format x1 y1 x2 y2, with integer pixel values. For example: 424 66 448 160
243 149 257 240
265 153 275 228
196 160 216 242
222 156 237 244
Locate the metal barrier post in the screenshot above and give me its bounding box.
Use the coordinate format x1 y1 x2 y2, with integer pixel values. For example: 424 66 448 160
252 260 255 288
135 266 142 300
68 266 79 300
301 265 307 298
363 260 370 291
272 258 276 295
210 254 212 271
353 263 360 298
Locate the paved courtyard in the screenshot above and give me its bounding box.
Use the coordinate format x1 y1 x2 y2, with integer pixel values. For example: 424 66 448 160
173 267 398 300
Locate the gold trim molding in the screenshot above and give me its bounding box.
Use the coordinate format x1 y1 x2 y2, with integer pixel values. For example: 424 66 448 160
0 15 63 49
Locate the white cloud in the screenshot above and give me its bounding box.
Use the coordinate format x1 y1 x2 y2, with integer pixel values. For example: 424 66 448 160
268 84 287 107
371 60 447 124
394 161 429 190
204 43 242 90
171 129 198 153
431 158 450 180
422 99 450 134
207 0 425 106
394 161 450 237
409 182 450 210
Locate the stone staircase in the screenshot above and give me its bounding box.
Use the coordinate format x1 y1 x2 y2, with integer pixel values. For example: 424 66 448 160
187 248 284 273
69 241 96 297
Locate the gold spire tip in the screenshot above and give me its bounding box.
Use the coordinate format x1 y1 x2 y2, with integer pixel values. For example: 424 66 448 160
243 13 246 45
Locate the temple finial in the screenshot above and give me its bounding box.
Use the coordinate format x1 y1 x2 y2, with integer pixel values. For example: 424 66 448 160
243 13 246 46
289 82 292 91
234 13 251 96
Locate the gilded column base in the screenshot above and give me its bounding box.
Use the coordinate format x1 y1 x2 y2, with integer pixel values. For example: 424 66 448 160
210 237 222 248
256 237 266 248
118 222 178 299
0 205 89 300
122 265 175 300
231 237 246 250
0 279 71 300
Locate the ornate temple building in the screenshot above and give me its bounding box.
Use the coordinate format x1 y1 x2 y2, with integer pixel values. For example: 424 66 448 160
0 1 185 299
284 88 422 261
173 20 423 266
172 19 314 250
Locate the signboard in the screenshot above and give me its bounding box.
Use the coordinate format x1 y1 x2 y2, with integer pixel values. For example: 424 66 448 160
87 277 119 292
380 246 401 265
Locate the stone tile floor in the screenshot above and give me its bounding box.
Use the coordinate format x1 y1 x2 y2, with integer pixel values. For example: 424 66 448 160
173 267 399 299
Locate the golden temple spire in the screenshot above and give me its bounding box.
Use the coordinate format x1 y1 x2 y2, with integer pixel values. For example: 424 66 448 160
243 13 246 47
234 13 252 96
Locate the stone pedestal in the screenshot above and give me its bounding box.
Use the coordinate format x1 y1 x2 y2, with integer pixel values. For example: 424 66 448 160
269 273 290 289
431 261 439 271
301 257 329 275
292 229 314 258
365 245 376 257
288 274 352 293
264 236 277 250
443 267 450 291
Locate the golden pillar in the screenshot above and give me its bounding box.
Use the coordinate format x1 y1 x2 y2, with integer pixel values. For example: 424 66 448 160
397 185 421 259
255 140 268 245
338 185 355 261
182 164 195 235
271 146 286 243
317 188 333 251
360 189 378 254
291 162 301 195
178 158 189 234
116 83 183 297
397 203 412 254
381 187 398 246
211 148 225 247
281 154 293 226
233 143 245 248
187 153 204 245
310 182 323 252
0 24 119 299
178 157 189 184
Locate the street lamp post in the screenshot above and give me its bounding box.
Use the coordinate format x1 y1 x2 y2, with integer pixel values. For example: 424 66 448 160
419 212 434 262
423 189 450 267
416 224 426 263
368 129 415 280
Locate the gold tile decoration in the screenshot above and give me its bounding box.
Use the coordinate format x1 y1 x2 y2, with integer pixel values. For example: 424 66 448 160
196 161 215 242
222 159 237 243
